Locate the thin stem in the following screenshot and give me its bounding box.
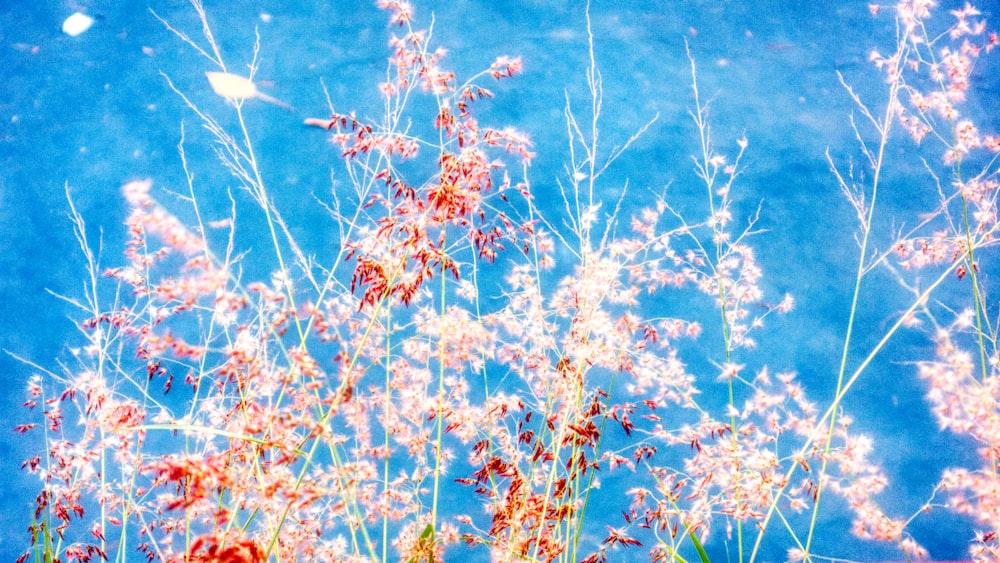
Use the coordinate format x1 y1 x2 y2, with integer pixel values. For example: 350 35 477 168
803 56 899 563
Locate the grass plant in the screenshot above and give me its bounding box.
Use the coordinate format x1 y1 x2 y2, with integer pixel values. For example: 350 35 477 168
15 1 1000 562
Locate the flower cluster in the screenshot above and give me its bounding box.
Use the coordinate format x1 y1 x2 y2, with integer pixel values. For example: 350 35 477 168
16 1 1000 563
870 2 1000 562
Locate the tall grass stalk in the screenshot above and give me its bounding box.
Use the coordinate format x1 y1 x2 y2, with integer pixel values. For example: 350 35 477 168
15 2 1000 563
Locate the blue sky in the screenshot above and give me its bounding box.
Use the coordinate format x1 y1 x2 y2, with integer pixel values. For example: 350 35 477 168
1 1 997 561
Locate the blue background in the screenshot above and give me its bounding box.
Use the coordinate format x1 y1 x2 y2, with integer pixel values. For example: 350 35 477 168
1 1 997 561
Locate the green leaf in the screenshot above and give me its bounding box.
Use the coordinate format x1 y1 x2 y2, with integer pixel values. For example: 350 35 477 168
404 524 436 563
688 529 711 563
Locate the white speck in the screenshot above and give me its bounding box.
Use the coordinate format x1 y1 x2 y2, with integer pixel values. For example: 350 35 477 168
62 12 94 37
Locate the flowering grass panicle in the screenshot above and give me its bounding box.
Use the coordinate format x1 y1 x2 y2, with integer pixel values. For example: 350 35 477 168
866 1 1000 561
15 1 1000 562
